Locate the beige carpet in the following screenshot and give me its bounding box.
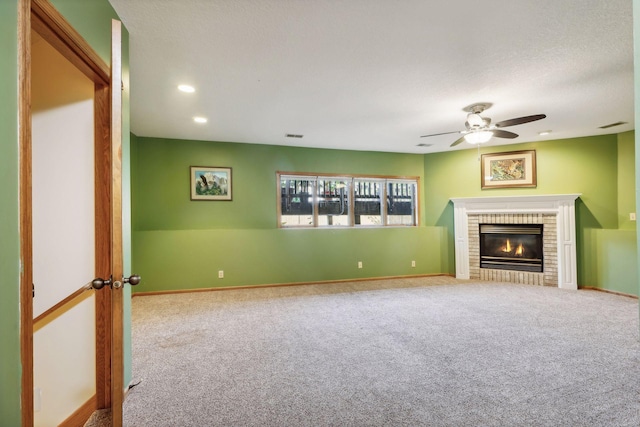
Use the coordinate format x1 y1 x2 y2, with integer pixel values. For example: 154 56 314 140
87 276 640 426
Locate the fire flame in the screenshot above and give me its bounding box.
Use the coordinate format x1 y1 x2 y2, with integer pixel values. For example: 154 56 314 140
501 239 525 257
515 243 524 256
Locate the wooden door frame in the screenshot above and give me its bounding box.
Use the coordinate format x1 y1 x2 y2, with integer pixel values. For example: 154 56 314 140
109 19 125 425
19 0 116 425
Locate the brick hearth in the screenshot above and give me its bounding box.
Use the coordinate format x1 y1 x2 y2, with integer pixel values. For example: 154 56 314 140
467 213 557 286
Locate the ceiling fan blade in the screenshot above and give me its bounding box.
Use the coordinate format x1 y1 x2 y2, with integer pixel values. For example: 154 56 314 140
450 136 466 147
494 114 546 128
420 130 462 138
492 129 519 139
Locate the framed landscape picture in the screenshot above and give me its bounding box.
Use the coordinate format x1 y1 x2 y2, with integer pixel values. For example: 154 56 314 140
190 166 232 201
481 150 536 189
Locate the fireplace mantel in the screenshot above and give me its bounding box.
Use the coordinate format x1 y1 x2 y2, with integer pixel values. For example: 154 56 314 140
450 194 581 290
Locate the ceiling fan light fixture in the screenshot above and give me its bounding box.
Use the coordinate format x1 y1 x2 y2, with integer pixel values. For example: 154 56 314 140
464 130 493 144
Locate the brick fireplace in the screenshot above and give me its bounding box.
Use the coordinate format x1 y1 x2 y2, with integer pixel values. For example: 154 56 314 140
450 195 580 290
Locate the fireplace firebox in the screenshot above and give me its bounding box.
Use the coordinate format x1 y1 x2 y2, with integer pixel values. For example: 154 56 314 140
479 224 543 272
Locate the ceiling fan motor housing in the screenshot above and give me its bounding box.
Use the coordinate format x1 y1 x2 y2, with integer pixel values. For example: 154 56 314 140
465 113 491 130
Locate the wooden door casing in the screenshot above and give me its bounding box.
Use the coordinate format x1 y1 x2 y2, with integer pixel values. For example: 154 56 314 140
19 1 123 426
110 18 125 427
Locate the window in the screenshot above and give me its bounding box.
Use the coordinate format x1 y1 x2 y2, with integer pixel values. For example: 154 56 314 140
317 178 350 226
278 173 419 228
354 179 382 226
280 177 314 227
386 180 417 226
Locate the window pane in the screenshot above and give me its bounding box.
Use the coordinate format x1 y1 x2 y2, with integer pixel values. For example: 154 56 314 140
281 178 314 227
386 181 416 226
317 178 350 226
354 179 382 226
279 174 418 229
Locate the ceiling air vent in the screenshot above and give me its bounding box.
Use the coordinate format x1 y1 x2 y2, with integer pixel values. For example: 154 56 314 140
416 143 432 147
599 121 627 129
285 133 304 138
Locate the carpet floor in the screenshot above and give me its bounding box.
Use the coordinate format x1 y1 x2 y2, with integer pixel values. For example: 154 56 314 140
120 276 640 426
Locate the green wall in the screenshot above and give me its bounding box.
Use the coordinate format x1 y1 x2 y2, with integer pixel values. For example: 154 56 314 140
423 134 637 295
617 131 636 229
132 133 637 296
0 1 131 422
0 1 21 424
132 137 443 292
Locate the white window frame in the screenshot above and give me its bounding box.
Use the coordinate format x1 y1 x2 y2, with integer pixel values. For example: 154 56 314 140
279 175 315 228
316 176 352 227
353 178 385 227
385 179 418 227
278 172 419 228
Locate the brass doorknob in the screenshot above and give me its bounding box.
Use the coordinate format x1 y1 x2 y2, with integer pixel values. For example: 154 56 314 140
124 274 141 286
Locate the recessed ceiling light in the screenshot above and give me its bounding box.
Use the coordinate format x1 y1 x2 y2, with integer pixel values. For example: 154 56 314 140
538 130 552 136
193 116 207 123
178 84 195 93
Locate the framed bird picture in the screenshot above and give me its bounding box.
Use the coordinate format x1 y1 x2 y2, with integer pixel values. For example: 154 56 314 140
481 150 536 189
190 166 232 201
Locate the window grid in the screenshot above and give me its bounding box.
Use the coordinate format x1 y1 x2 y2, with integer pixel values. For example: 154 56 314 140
278 173 418 228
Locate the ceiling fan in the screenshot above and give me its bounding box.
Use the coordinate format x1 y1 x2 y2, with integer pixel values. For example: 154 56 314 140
420 103 546 147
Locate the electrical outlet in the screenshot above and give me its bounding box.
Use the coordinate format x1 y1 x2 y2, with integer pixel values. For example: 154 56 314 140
358 261 363 269
411 260 416 268
630 213 636 221
218 270 224 279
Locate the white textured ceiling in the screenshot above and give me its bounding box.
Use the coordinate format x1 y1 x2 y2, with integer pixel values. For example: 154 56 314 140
108 0 634 153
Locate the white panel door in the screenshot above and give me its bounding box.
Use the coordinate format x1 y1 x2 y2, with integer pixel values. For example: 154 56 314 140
31 31 97 427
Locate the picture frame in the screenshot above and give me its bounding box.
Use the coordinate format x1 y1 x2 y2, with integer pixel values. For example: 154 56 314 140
190 166 232 201
481 150 536 189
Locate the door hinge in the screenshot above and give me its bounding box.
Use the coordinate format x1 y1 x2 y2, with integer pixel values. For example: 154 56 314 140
32 283 35 298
